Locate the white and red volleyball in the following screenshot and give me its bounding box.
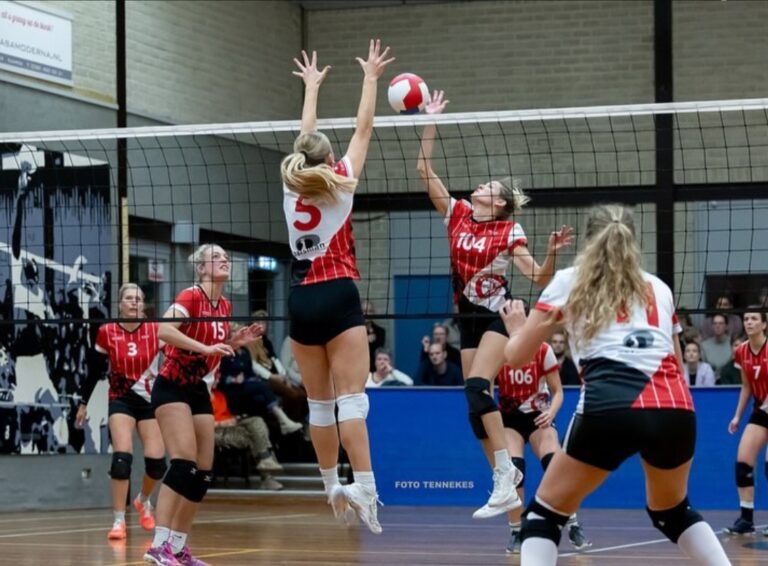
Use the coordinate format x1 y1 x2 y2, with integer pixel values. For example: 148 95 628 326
387 73 430 114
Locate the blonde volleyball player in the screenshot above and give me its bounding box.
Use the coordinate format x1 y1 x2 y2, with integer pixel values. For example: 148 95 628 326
76 283 165 540
144 244 262 566
502 204 729 566
417 90 573 519
280 41 393 534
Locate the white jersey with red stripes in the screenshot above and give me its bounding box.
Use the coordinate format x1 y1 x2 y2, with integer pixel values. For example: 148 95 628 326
536 267 692 413
498 342 559 413
95 322 161 402
734 340 768 412
445 198 527 312
283 155 360 286
159 285 231 388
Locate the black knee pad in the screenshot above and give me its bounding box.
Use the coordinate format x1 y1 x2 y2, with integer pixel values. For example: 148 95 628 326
512 457 526 488
109 452 133 480
736 462 754 488
144 457 167 480
468 412 488 439
465 377 498 416
521 499 569 545
163 459 200 501
647 497 703 543
189 469 212 503
541 452 554 472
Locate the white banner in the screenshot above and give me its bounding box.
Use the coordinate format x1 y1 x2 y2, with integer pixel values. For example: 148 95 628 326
0 1 72 85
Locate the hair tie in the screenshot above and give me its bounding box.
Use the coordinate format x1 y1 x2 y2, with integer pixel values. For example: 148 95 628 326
612 218 621 224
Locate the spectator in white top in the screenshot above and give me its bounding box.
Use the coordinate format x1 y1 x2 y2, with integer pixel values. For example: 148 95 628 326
366 348 413 388
683 342 716 387
279 335 303 384
701 313 733 377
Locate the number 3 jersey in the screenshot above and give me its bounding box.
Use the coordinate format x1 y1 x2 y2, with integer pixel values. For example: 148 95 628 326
498 342 558 413
94 322 161 402
733 341 768 413
536 266 693 414
159 285 231 387
283 155 360 286
445 198 527 312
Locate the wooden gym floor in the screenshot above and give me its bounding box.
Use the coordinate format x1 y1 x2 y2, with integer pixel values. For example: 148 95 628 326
0 497 764 565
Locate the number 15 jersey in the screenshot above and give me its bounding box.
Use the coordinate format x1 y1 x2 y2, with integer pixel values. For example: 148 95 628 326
283 156 360 286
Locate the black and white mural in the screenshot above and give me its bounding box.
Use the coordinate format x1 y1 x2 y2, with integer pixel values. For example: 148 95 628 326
0 149 112 454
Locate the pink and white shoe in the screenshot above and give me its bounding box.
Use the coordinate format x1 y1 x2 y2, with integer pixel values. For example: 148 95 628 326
175 545 210 566
143 542 181 566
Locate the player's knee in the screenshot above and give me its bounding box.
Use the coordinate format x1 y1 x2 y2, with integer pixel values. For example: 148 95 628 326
736 461 754 488
144 456 167 480
468 411 487 439
520 498 569 545
464 377 497 416
308 398 336 427
190 469 212 503
336 393 369 422
512 457 526 488
163 458 200 502
541 452 555 472
647 497 703 543
109 451 132 480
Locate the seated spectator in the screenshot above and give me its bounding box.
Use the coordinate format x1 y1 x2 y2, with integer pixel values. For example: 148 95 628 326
366 348 413 387
211 388 284 490
679 312 701 345
701 313 733 377
699 294 742 339
717 335 746 385
549 330 580 385
249 311 308 427
363 300 386 372
219 338 303 436
279 335 302 384
416 342 463 386
420 323 462 372
683 342 716 387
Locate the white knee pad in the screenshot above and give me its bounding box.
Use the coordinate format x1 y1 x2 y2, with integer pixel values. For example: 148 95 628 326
308 398 336 427
336 393 369 422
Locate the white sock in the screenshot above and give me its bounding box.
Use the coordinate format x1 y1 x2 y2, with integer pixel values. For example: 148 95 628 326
566 513 578 527
152 526 170 548
353 471 377 492
141 492 152 504
112 510 125 524
509 520 521 532
677 521 731 565
169 530 187 554
319 467 340 497
521 536 558 566
494 449 512 470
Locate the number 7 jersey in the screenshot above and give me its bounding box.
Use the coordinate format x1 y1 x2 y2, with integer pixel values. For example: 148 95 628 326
734 340 768 413
283 156 360 286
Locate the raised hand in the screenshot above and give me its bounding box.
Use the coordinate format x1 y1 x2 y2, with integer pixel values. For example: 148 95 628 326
356 39 395 80
425 90 449 115
292 50 331 88
548 225 575 253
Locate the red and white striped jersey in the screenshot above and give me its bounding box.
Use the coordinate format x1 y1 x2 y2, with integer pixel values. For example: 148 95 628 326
498 342 559 413
159 285 231 387
445 198 527 312
535 267 692 414
283 156 360 286
734 340 768 412
95 322 161 402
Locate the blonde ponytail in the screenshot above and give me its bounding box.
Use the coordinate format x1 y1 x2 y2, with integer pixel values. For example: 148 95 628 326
565 204 647 346
280 131 357 205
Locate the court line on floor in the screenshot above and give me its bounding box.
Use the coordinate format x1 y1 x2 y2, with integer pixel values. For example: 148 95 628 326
0 512 315 539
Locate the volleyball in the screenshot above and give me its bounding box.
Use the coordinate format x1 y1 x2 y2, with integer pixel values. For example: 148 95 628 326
387 73 430 114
